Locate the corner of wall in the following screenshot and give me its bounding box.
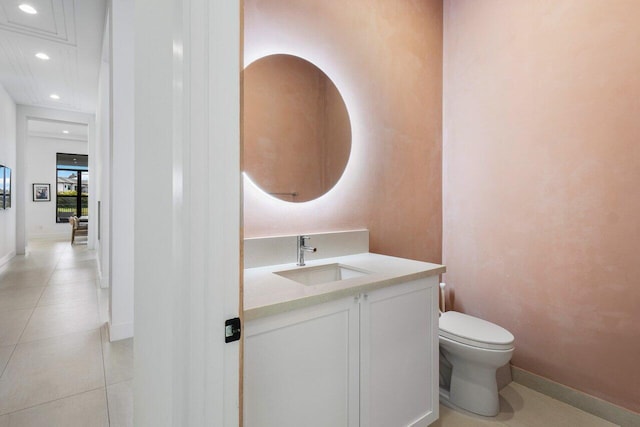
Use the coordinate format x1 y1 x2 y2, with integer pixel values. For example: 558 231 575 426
0 83 17 263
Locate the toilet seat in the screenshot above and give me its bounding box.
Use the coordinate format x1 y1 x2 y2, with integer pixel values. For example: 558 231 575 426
439 311 514 351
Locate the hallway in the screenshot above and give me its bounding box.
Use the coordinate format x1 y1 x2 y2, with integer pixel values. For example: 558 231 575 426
0 238 132 426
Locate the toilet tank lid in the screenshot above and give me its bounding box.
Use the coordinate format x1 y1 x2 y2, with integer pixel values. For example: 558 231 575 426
439 311 514 346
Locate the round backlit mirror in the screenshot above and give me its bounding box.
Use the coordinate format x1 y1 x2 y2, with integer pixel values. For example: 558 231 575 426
243 54 351 202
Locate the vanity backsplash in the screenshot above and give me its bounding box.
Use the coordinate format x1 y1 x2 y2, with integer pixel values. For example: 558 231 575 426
244 229 369 268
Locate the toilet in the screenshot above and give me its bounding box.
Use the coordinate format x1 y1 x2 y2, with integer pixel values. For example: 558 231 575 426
438 311 515 417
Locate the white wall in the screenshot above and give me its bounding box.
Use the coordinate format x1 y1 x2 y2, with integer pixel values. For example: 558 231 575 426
134 0 240 424
92 0 135 341
25 136 87 238
96 17 111 289
0 84 17 266
108 0 135 340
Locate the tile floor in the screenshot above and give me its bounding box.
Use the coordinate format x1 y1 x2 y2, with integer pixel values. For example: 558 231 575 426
434 382 618 426
0 238 618 427
0 238 132 427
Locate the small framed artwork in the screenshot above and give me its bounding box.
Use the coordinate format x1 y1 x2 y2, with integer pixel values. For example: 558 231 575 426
33 183 51 202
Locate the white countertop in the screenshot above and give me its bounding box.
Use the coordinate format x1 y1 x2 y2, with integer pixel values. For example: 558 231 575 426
244 252 446 321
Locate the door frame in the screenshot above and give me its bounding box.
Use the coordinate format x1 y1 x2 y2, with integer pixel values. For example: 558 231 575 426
133 0 242 425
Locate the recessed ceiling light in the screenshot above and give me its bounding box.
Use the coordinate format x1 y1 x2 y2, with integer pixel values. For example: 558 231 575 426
35 52 50 60
62 130 70 134
18 4 37 14
49 94 60 100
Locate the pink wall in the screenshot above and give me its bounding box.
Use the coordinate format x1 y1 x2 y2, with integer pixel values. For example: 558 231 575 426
244 0 442 262
444 0 640 413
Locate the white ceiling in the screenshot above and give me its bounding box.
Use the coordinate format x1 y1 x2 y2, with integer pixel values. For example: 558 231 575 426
28 117 87 141
0 0 107 114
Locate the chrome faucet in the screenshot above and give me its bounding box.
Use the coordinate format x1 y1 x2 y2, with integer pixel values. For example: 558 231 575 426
297 235 316 266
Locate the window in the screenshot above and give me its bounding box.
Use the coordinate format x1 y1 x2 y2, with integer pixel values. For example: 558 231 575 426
0 165 11 209
56 153 89 223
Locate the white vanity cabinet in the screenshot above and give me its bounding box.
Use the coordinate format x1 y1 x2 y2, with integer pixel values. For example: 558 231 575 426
360 277 440 427
244 295 360 427
244 276 439 427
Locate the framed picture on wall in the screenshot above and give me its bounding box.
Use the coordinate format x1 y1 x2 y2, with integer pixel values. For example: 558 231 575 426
33 183 51 202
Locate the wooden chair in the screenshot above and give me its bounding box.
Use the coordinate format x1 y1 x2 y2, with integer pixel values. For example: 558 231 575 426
69 216 88 244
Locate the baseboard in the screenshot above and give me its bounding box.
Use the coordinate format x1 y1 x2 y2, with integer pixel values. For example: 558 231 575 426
108 321 133 341
0 250 16 269
512 366 640 427
96 258 109 288
98 270 110 289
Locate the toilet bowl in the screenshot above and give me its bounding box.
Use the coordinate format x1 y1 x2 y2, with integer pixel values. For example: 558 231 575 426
438 311 514 417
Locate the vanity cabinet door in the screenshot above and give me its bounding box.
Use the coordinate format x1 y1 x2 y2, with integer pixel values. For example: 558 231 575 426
360 277 439 427
244 296 360 427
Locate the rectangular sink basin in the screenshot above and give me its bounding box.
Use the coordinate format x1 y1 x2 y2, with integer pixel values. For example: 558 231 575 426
274 263 371 286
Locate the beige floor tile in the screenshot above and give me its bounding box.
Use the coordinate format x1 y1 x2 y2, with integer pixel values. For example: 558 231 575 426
55 259 98 271
56 250 96 263
47 269 97 286
0 345 14 375
27 240 70 252
20 301 101 343
0 282 44 293
0 287 44 312
431 405 502 427
107 380 133 427
496 383 617 427
0 388 108 427
0 269 51 290
37 281 98 307
0 310 32 346
0 267 52 280
1 258 57 274
432 383 617 427
101 330 133 386
0 330 104 415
